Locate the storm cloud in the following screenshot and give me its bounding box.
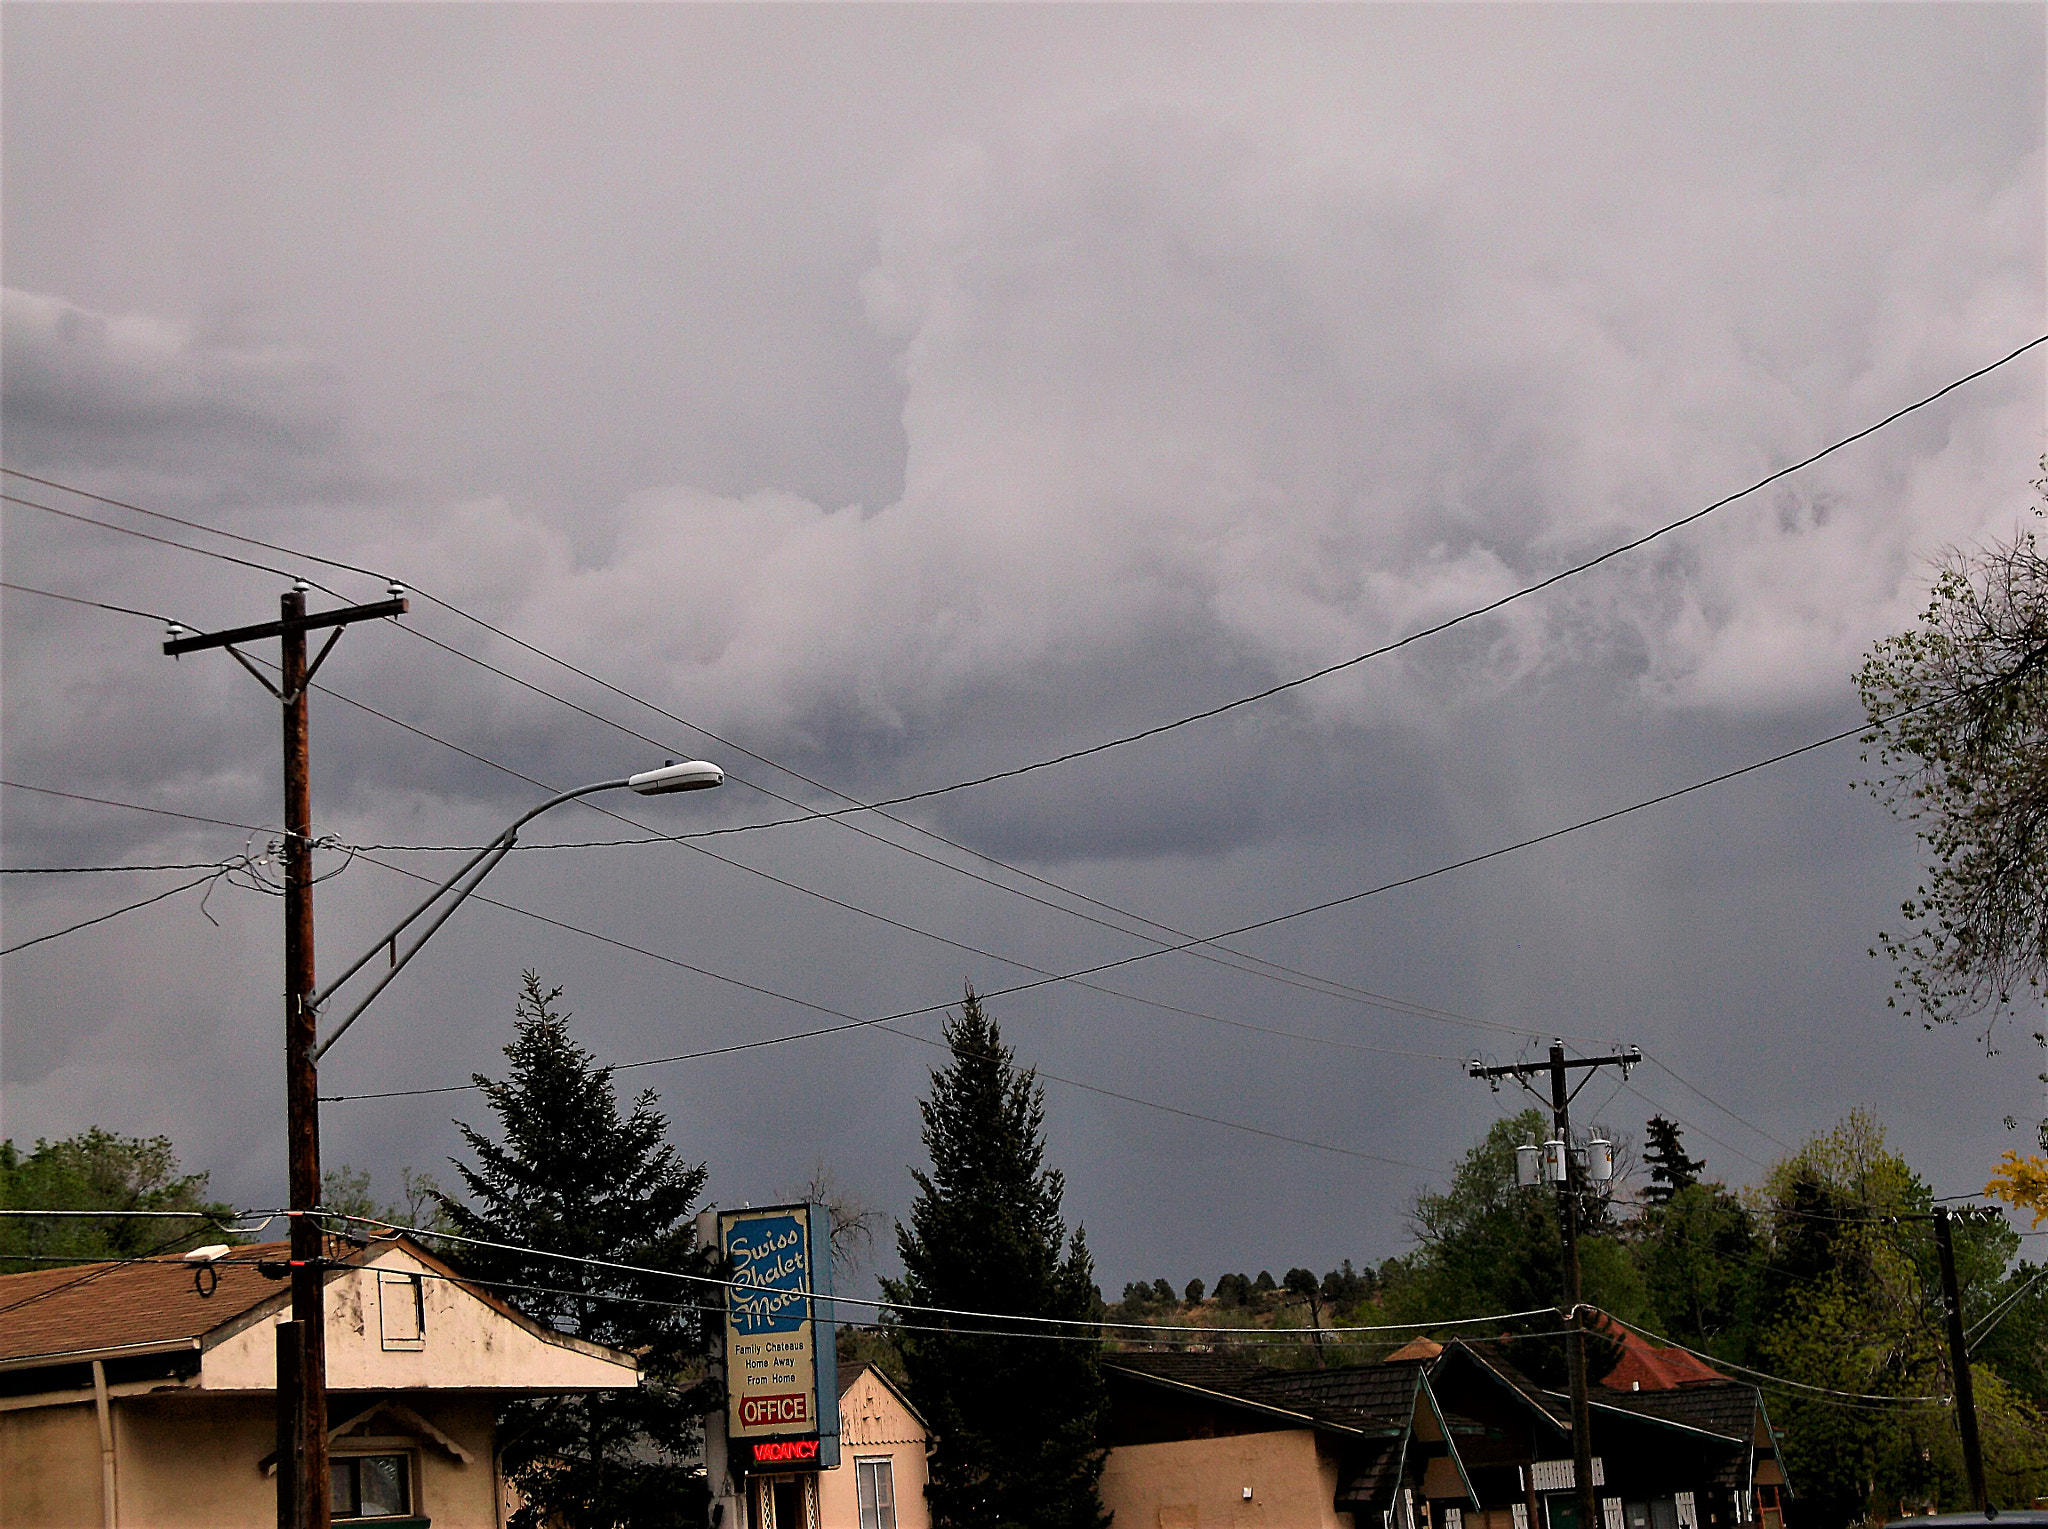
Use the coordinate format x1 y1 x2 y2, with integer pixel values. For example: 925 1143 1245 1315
3 4 2043 1291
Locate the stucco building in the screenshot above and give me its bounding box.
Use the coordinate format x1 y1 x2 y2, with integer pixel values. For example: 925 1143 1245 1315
731 1361 932 1529
0 1234 639 1528
1099 1336 1790 1529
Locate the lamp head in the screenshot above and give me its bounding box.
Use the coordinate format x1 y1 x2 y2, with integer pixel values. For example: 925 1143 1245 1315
628 759 724 795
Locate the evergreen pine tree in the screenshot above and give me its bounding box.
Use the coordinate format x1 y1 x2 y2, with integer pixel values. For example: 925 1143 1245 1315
435 973 711 1529
1641 1115 1706 1204
883 988 1108 1529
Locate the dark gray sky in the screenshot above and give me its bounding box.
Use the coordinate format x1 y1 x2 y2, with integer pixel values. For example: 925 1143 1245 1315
3 4 2045 1298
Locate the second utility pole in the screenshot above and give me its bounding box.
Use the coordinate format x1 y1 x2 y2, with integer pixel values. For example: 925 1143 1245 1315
1469 1039 1640 1529
165 580 407 1529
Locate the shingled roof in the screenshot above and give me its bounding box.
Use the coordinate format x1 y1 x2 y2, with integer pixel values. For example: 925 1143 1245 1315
0 1241 296 1369
1103 1351 1420 1435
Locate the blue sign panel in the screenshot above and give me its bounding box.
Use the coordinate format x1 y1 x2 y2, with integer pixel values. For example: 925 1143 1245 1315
727 1213 810 1335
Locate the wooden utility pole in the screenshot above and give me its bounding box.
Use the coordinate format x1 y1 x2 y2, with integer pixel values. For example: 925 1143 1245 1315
166 582 406 1529
1933 1207 1988 1510
1469 1039 1641 1529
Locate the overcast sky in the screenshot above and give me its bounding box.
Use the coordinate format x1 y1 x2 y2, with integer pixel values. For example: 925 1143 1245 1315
3 4 2045 1298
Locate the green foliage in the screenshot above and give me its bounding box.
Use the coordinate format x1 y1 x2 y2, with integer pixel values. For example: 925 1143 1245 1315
1378 1110 1636 1387
1319 1259 1376 1314
1857 515 2048 1038
1183 1277 1205 1305
0 1129 238 1272
883 988 1107 1529
1635 1181 1755 1350
436 972 712 1529
1213 1272 1251 1308
837 1323 910 1389
322 1164 453 1236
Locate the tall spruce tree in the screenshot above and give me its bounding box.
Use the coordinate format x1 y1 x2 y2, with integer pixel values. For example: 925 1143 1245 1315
883 988 1107 1529
435 973 712 1529
1641 1115 1706 1205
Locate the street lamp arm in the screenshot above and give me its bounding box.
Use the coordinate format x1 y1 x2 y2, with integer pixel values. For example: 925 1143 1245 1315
310 777 629 1026
309 760 720 1062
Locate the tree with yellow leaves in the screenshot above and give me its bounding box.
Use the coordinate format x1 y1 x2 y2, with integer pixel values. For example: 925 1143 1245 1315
1987 1150 2048 1226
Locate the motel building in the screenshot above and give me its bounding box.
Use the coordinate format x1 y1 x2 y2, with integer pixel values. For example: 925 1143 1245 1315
726 1362 932 1529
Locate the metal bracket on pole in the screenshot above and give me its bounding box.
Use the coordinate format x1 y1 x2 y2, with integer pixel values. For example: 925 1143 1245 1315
308 777 631 1061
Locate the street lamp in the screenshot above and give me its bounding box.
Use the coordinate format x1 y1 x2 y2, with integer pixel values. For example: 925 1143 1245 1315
311 759 723 1060
166 584 728 1529
283 759 720 1523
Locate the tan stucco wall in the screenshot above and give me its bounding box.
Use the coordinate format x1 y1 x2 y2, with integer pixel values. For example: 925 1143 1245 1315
0 1401 105 1528
204 1247 635 1394
0 1391 503 1529
1101 1429 1357 1529
814 1370 930 1529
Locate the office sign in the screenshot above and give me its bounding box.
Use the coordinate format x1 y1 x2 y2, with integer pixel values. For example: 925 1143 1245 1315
720 1203 839 1469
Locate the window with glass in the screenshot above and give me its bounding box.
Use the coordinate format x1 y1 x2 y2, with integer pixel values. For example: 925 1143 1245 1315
331 1453 411 1520
856 1456 897 1529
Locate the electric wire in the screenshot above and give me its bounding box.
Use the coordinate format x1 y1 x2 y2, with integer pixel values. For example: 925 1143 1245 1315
319 1211 1562 1335
7 485 1566 1045
300 706 1913 1101
1643 1055 1796 1155
0 868 227 957
2 861 242 874
12 330 2040 1036
3 565 1544 1053
0 579 177 625
0 779 271 834
258 657 1469 1071
1966 1264 2048 1354
321 849 1436 1169
1595 1309 1945 1407
367 616 1551 1043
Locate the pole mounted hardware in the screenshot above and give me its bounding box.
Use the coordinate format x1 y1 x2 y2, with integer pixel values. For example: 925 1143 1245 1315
1466 1038 1640 1529
162 585 406 1529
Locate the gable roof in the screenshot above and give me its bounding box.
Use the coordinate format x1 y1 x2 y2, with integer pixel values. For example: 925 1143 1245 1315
838 1361 928 1431
1597 1323 1732 1391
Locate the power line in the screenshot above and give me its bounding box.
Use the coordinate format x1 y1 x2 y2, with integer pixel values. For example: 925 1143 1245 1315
1595 1309 1945 1407
2 861 240 874
320 850 1433 1169
50 327 2005 836
257 659 1468 1067
0 779 271 834
0 868 228 957
9 331 2040 1023
1 579 178 625
1642 1055 1796 1155
0 491 312 585
5 479 1566 1046
870 1022 1435 1170
1616 1079 1769 1170
325 709 1886 1103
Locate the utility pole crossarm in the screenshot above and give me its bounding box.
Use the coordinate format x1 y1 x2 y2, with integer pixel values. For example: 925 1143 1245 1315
162 596 407 656
1465 1038 1639 1529
1467 1046 1641 1082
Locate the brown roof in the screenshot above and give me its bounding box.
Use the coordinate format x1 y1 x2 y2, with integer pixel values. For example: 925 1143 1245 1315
0 1241 294 1368
1596 1322 1732 1391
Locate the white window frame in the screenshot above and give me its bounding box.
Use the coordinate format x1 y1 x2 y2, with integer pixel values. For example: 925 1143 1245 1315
855 1455 898 1529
